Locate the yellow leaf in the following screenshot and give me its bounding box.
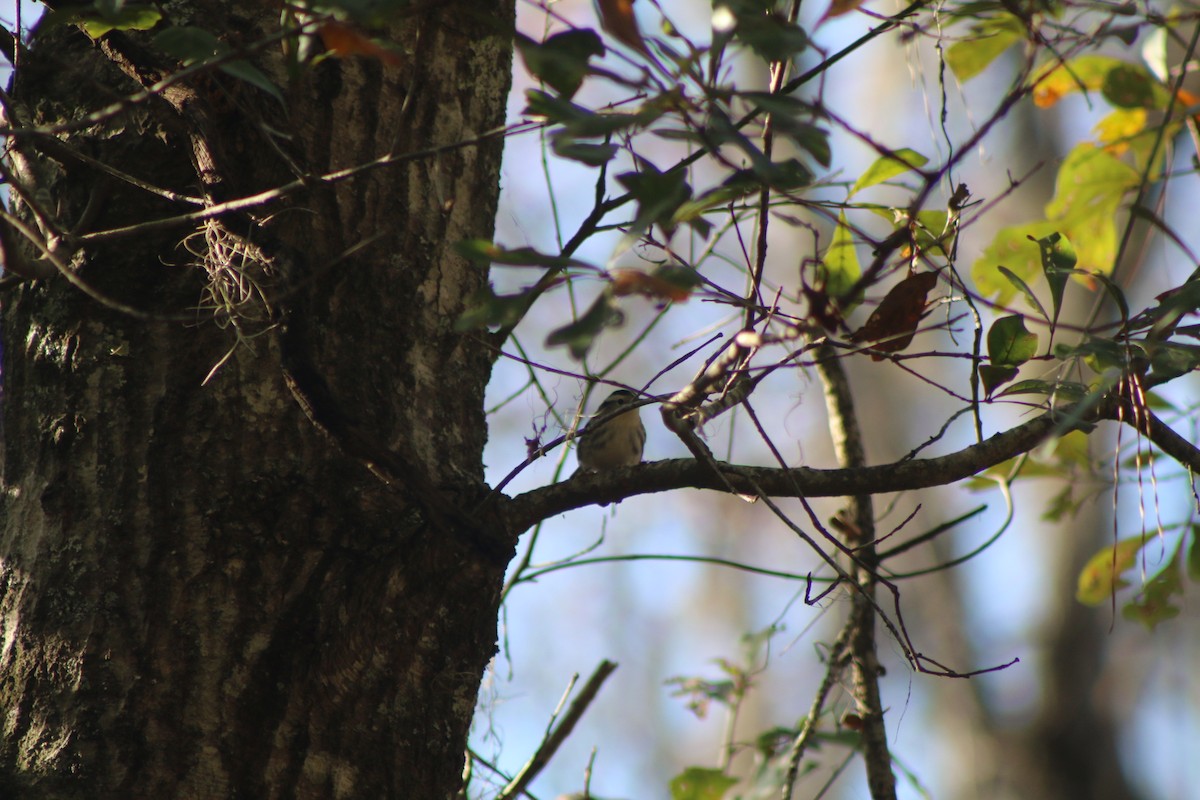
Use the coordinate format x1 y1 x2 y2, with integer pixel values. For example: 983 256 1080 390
1076 536 1146 605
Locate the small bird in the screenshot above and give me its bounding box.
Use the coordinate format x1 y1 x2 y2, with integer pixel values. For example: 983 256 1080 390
576 389 646 473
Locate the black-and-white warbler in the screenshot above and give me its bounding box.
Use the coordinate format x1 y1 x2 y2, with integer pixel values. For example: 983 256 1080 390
576 389 646 472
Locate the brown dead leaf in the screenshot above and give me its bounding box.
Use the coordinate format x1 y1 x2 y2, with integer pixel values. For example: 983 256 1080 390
319 21 405 67
597 0 647 52
850 271 938 359
610 268 692 302
821 0 869 21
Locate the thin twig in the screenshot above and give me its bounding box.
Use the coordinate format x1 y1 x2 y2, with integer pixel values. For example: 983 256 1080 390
495 661 619 800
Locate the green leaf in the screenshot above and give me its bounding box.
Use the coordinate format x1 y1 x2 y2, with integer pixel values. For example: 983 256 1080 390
216 59 286 106
1030 232 1075 331
775 120 831 167
154 25 224 59
994 379 1089 401
669 766 738 800
546 291 624 359
1145 341 1200 381
47 4 161 37
516 29 605 100
972 221 1060 304
152 26 283 105
1102 64 1172 110
735 12 809 62
1042 144 1140 278
851 148 929 195
740 90 813 118
1031 55 1135 107
1077 536 1148 605
618 164 693 239
551 137 619 166
988 314 1038 366
997 265 1051 322
454 240 596 270
945 19 1021 82
523 89 597 126
1044 144 1141 226
454 285 533 331
1188 526 1200 582
819 212 860 301
1122 540 1184 630
980 364 1019 397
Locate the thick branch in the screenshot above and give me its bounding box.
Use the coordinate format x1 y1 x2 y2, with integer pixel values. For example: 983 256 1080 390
504 396 1200 534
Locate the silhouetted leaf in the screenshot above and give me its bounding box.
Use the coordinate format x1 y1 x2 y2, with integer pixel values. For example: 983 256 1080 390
516 29 605 99
546 291 624 359
618 163 693 239
455 285 536 331
454 241 596 270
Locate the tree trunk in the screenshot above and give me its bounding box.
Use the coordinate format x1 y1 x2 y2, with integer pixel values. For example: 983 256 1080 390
0 4 514 798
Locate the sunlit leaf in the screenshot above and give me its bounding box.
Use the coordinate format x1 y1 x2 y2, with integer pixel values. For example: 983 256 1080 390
48 4 161 38
1093 108 1147 155
1044 144 1140 226
972 221 1059 304
945 19 1022 82
1031 55 1131 108
851 148 929 195
819 212 860 301
1077 536 1147 605
669 766 738 800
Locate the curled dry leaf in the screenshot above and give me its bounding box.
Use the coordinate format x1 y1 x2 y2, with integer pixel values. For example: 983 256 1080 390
610 268 693 303
597 0 647 52
850 271 938 359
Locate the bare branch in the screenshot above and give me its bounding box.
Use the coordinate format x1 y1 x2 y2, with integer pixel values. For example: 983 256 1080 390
494 661 619 800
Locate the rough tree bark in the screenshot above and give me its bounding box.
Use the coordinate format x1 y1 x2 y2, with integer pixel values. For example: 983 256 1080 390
0 3 514 798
